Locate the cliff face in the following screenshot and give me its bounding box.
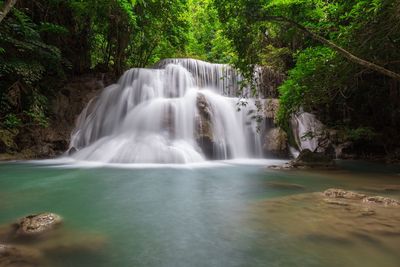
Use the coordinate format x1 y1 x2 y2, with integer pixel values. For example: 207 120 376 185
262 98 288 158
0 73 114 160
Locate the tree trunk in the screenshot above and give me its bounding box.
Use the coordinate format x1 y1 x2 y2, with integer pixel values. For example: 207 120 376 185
0 0 17 23
262 15 400 81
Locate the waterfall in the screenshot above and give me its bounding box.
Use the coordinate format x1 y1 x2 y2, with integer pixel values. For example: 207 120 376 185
68 58 264 163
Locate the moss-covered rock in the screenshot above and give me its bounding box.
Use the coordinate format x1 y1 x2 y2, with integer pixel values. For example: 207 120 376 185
13 213 63 237
291 149 335 168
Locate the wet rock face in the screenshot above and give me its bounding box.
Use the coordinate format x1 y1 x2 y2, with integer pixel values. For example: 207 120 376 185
263 98 279 120
263 128 288 157
196 93 212 121
0 73 114 161
292 149 335 168
262 99 289 158
14 213 62 237
195 93 215 159
323 188 400 207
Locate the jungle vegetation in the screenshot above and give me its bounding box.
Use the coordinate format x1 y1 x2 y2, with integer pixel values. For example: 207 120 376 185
1 0 399 157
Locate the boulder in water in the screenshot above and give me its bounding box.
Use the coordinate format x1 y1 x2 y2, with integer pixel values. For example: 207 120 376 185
323 188 366 200
13 213 62 237
323 188 400 207
362 196 400 207
291 149 335 168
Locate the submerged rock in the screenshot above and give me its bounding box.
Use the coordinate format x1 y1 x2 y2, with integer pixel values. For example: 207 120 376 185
323 199 350 206
323 188 366 200
13 213 62 237
362 196 400 207
251 191 400 254
265 181 305 190
323 188 400 207
0 244 42 267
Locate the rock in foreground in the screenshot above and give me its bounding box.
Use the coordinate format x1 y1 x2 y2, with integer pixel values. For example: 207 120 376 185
323 188 366 200
268 149 335 170
14 213 62 237
292 149 335 168
323 188 400 207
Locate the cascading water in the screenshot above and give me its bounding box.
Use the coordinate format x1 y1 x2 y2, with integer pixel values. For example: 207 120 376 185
68 58 264 163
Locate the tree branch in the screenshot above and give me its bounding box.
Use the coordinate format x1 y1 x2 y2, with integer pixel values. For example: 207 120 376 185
0 0 17 23
262 15 400 81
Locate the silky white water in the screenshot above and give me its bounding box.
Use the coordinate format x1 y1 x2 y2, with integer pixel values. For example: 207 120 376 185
68 59 264 163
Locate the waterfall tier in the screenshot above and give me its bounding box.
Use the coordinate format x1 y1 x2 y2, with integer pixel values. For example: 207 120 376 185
68 58 263 163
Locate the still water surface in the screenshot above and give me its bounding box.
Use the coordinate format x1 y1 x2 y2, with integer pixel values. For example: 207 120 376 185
0 159 399 267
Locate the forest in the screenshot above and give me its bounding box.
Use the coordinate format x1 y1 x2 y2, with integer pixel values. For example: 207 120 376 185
1 2 400 267
0 0 400 161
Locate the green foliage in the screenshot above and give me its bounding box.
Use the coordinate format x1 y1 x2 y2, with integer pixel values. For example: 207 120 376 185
184 0 236 63
3 114 22 129
215 0 399 132
345 127 377 142
0 9 62 84
277 46 336 126
1 0 237 133
0 5 65 130
24 90 49 127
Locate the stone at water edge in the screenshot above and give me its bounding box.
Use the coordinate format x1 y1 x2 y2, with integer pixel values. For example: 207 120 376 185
362 196 400 207
323 188 366 200
14 213 62 237
323 188 400 207
292 149 335 168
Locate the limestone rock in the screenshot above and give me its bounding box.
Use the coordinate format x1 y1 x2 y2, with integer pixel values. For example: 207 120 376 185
263 127 288 156
323 188 366 200
323 188 400 207
323 199 350 206
14 213 62 237
362 196 400 207
263 98 279 120
195 93 216 159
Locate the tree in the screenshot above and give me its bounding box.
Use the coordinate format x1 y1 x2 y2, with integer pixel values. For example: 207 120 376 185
0 0 17 23
259 15 400 81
